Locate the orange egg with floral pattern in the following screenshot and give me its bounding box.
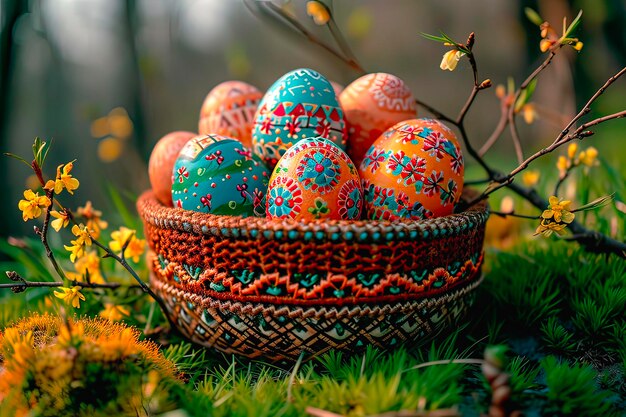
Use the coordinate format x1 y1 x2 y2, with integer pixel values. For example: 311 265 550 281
198 81 262 149
267 137 363 221
359 118 464 220
339 73 417 166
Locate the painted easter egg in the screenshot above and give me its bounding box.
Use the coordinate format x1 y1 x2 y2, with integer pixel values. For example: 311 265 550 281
267 137 363 221
171 134 270 217
339 73 417 166
198 81 262 149
252 68 346 169
359 118 464 220
149 131 196 206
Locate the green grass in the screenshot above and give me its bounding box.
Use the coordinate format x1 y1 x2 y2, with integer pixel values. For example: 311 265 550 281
1 235 625 416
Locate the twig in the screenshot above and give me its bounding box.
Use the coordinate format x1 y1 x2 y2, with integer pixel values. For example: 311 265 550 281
507 112 524 165
552 66 626 146
36 189 69 282
415 99 455 124
465 178 492 185
553 166 574 196
249 1 366 74
469 66 626 202
1 271 143 291
491 210 539 220
479 107 509 156
327 16 362 71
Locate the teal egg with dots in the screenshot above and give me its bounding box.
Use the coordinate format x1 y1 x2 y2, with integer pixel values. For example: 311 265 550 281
252 68 346 170
171 134 270 217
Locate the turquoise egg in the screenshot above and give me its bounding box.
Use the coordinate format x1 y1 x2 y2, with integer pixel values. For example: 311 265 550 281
252 68 346 170
171 134 270 217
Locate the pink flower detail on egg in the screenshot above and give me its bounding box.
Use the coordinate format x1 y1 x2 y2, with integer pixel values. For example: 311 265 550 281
260 117 274 134
400 157 426 185
315 118 331 138
397 125 423 144
423 131 447 160
285 116 302 138
177 167 189 183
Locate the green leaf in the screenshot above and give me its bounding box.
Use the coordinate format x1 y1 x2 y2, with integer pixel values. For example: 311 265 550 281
564 10 583 38
515 78 537 112
524 7 543 26
419 32 450 44
573 193 614 212
32 137 52 168
3 152 32 169
420 31 470 54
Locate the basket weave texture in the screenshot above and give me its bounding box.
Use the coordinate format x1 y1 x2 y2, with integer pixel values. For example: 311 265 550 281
138 188 489 361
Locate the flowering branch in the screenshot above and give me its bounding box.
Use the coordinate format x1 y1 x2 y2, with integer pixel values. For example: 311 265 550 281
4 146 180 328
249 3 625 257
244 0 366 74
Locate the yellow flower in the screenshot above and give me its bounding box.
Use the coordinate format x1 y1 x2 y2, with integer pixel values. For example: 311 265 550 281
556 155 570 178
100 303 130 321
542 196 575 224
574 41 583 51
535 219 568 237
67 251 104 284
71 223 93 246
522 170 540 187
306 1 330 25
53 286 86 308
109 227 145 262
539 39 554 52
521 103 537 124
440 49 465 71
579 146 598 167
64 224 93 262
57 321 85 347
567 143 578 159
98 328 139 361
77 201 108 239
44 162 80 195
50 209 70 232
495 84 506 99
98 136 124 163
64 242 85 263
18 189 51 221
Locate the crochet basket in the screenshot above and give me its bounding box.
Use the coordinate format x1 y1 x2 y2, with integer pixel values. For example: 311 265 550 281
137 188 489 362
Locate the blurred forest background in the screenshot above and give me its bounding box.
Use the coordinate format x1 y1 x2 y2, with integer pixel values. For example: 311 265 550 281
1 0 625 237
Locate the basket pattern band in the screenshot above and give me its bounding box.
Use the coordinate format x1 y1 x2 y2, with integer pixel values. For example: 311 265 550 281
152 272 483 361
149 251 483 305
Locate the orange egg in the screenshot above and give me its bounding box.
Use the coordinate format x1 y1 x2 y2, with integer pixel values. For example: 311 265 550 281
359 118 464 220
149 131 196 206
267 137 363 221
340 73 417 166
198 81 262 149
330 80 344 97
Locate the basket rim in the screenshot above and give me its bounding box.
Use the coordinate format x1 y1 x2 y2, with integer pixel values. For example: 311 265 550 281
138 188 489 242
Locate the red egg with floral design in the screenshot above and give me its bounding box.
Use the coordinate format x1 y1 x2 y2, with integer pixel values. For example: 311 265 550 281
359 118 464 220
198 81 262 149
339 73 417 166
267 137 363 221
148 131 196 206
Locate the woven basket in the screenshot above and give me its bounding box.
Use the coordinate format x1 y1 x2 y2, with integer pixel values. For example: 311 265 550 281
138 189 489 361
